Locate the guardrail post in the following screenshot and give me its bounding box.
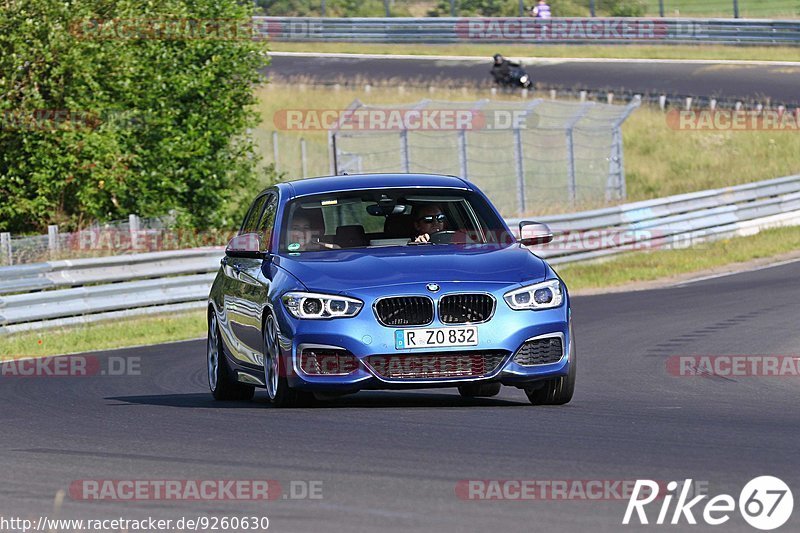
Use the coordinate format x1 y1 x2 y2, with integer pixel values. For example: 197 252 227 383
321 0 326 16
518 0 525 16
733 0 739 18
1 232 11 266
449 0 456 16
590 0 596 16
513 128 526 215
400 128 410 173
272 131 280 172
659 0 664 17
300 138 308 178
383 0 390 16
458 129 468 180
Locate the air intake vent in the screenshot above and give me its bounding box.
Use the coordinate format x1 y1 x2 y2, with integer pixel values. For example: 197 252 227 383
374 296 434 326
439 294 495 324
513 337 564 366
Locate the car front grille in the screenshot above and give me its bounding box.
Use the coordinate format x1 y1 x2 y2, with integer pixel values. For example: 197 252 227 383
374 296 433 326
365 351 507 380
513 337 564 366
439 293 495 324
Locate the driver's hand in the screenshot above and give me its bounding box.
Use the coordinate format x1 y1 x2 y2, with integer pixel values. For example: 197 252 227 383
414 233 431 243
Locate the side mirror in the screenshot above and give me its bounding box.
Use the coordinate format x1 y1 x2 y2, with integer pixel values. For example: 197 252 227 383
225 233 266 259
517 221 553 246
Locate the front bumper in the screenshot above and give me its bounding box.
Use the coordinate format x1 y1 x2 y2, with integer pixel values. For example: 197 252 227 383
276 281 572 392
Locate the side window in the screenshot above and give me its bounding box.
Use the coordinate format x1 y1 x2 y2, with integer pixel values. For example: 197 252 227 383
257 194 278 251
240 195 267 235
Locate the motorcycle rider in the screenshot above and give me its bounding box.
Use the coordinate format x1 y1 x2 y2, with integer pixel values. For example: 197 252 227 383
490 53 522 86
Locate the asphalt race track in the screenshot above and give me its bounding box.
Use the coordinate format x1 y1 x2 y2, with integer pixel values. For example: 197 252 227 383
267 54 800 108
1 261 799 532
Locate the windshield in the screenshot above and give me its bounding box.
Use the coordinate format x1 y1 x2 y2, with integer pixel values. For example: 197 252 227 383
279 188 512 253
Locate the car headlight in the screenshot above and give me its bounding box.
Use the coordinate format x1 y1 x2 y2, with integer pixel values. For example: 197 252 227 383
504 279 563 310
520 74 529 83
282 292 363 319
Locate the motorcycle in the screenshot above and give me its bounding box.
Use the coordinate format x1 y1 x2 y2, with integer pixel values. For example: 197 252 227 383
491 63 532 89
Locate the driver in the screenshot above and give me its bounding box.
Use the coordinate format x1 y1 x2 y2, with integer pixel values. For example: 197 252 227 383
490 53 521 85
411 204 448 244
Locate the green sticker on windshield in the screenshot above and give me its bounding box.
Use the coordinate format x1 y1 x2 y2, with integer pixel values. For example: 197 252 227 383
288 242 301 251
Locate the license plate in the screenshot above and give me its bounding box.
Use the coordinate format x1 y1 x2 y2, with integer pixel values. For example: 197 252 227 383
395 326 478 349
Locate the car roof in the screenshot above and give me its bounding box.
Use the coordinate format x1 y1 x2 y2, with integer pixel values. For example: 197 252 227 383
275 173 472 199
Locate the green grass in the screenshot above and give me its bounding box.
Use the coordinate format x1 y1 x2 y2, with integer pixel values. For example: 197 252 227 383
557 225 800 290
269 42 800 62
641 0 800 18
254 84 800 213
0 311 206 358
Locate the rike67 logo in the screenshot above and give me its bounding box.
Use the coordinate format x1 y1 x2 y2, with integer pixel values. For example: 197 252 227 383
623 476 794 530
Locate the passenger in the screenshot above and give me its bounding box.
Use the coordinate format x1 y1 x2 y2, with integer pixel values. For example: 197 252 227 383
288 212 325 251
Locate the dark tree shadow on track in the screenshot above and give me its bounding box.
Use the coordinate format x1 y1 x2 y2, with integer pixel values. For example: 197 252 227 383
106 391 528 409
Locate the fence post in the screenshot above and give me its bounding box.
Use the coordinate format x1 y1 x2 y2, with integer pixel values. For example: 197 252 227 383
384 0 391 16
590 0 596 17
659 0 664 17
519 0 525 17
565 128 577 205
272 131 280 172
457 129 468 180
513 128 526 215
1 232 11 266
608 127 624 202
450 0 456 16
733 0 739 18
300 138 308 178
328 131 338 175
400 129 410 173
321 0 326 16
129 213 140 251
607 96 640 201
564 103 592 205
48 225 59 258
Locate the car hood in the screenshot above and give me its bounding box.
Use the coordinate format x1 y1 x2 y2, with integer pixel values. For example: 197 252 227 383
274 244 547 293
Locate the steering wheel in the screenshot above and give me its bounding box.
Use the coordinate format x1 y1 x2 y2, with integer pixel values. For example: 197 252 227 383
429 230 456 244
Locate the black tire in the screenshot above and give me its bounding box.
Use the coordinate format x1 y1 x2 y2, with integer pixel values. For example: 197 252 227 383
208 312 255 401
525 333 576 406
263 314 314 408
458 382 502 398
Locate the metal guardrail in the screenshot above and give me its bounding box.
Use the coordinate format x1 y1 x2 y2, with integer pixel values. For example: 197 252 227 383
256 17 800 46
0 248 222 295
2 174 800 334
523 174 800 264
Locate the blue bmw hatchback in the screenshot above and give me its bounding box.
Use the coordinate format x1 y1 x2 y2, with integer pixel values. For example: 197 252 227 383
207 173 575 407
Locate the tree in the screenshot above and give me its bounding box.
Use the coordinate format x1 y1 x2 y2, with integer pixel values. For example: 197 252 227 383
0 0 270 233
